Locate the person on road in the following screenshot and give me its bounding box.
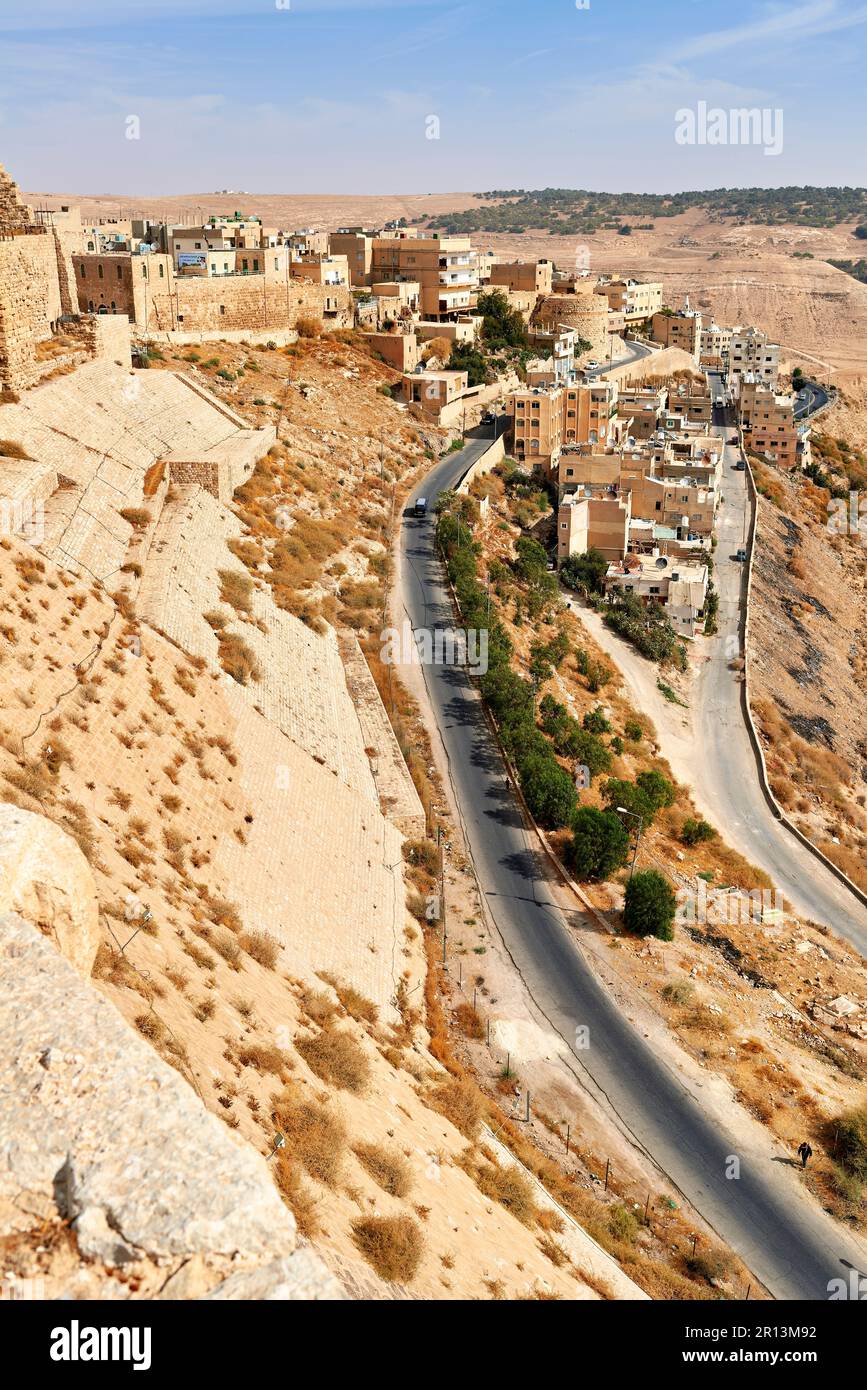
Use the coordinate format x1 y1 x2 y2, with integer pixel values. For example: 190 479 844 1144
797 1141 813 1169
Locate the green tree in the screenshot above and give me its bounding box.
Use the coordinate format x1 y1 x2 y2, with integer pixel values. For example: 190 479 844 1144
624 870 677 940
635 770 676 813
476 288 529 349
448 341 492 387
567 807 630 881
560 548 608 596
680 817 716 846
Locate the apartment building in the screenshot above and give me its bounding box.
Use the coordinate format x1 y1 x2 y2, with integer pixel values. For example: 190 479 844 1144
619 385 667 441
371 230 479 319
506 378 620 475
668 378 712 425
526 326 578 384
557 491 631 564
561 380 621 448
604 554 709 637
371 280 421 324
596 277 663 322
329 228 375 286
651 306 702 360
289 254 349 286
489 259 554 296
400 368 470 420
700 322 732 368
738 377 805 468
507 385 564 475
729 327 780 388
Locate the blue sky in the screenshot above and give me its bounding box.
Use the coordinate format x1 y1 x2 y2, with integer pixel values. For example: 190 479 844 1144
1 0 866 194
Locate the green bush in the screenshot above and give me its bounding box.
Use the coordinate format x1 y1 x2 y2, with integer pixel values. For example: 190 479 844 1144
635 770 676 813
681 817 716 846
583 705 610 735
624 870 677 940
567 807 630 881
560 548 607 596
833 1108 867 1181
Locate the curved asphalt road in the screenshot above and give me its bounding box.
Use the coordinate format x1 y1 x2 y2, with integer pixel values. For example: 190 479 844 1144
698 373 867 955
398 439 867 1301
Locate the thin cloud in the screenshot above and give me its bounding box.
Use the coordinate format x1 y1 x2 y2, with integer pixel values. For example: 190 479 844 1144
670 0 867 62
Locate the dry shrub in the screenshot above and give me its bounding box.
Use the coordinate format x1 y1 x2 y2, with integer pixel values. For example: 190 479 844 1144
296 316 322 339
4 761 52 802
353 1142 413 1198
0 439 33 460
218 567 254 614
237 1044 291 1077
296 1024 370 1094
351 1214 423 1283
240 929 280 969
119 507 152 529
319 974 378 1025
273 1089 346 1186
213 931 242 969
217 632 262 685
472 1159 540 1227
426 1075 483 1139
273 1156 321 1237
453 1002 484 1040
299 988 338 1025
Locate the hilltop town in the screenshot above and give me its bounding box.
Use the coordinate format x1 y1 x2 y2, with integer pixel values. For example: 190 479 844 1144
2 158 867 1312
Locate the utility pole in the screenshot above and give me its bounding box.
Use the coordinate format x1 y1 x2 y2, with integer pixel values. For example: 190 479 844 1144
616 806 643 881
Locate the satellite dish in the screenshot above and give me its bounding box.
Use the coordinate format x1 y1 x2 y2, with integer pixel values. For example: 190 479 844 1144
655 556 669 569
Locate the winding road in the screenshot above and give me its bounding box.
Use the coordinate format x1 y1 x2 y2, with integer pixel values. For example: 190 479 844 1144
397 434 867 1301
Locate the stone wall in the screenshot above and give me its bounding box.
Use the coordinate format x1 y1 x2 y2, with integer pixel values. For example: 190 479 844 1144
144 273 353 336
0 233 64 389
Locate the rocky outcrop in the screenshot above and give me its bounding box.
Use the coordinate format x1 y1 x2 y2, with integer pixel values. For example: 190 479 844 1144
0 803 99 977
0 913 343 1299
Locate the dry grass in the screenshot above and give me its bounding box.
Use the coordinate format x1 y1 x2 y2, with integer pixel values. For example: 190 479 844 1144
240 929 280 969
237 1043 291 1077
425 1075 484 1139
119 507 152 529
351 1214 423 1283
217 632 262 685
273 1088 347 1187
296 1024 370 1094
319 973 378 1025
353 1142 413 1198
218 568 254 615
273 1156 321 1238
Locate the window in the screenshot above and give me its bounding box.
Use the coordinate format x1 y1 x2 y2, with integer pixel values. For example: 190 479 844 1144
97 264 104 279
117 265 123 280
220 305 226 315
159 264 164 278
79 264 86 278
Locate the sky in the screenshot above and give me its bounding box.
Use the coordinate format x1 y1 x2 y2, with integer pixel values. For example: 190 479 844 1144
1 0 866 196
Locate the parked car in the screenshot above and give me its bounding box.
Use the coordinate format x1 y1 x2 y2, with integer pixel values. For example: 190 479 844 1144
728 434 739 445
413 497 427 517
735 547 748 562
585 360 600 370
734 460 745 471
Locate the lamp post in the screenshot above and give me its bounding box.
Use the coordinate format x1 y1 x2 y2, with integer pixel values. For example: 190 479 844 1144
616 805 643 881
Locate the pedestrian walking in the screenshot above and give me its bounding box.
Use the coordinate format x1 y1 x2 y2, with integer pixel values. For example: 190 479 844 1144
797 1141 813 1169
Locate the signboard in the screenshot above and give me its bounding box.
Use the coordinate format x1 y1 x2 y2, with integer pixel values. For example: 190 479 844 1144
178 252 207 269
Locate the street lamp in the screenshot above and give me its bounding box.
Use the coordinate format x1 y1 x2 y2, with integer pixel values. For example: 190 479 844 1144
616 806 643 881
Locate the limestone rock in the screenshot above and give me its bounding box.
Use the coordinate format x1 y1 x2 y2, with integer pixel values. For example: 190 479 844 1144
0 803 99 976
0 913 337 1299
